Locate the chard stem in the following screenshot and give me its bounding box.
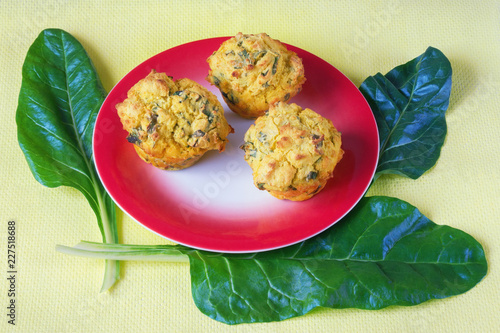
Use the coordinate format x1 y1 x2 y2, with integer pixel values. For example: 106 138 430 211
56 242 189 263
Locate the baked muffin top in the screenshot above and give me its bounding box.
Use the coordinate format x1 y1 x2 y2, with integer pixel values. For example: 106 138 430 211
116 70 232 161
241 102 343 200
206 33 306 118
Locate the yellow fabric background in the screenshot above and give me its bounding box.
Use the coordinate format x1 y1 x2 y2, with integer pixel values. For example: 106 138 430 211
1 0 499 331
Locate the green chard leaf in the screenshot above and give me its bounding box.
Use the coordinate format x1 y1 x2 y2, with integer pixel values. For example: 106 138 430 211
186 196 486 324
16 29 119 291
57 196 487 325
359 47 452 180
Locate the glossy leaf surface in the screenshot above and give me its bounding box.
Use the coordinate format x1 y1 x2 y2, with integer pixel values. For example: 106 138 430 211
360 47 452 179
184 196 486 324
16 29 119 291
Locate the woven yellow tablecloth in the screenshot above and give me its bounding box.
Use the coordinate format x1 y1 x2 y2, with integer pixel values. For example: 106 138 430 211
1 1 499 331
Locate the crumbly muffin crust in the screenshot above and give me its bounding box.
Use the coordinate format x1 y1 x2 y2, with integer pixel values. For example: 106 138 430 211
241 102 343 201
116 70 233 170
207 33 306 118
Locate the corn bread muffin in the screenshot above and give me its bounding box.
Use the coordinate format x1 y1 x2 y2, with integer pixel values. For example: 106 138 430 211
116 70 233 170
206 33 306 118
241 102 343 201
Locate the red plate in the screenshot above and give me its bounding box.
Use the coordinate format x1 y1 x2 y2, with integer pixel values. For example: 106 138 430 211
93 37 379 253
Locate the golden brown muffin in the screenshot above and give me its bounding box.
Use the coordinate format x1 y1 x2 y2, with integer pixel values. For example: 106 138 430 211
241 102 343 201
206 33 306 119
116 70 233 170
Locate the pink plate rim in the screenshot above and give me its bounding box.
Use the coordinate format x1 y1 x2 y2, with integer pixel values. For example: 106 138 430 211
93 36 379 253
